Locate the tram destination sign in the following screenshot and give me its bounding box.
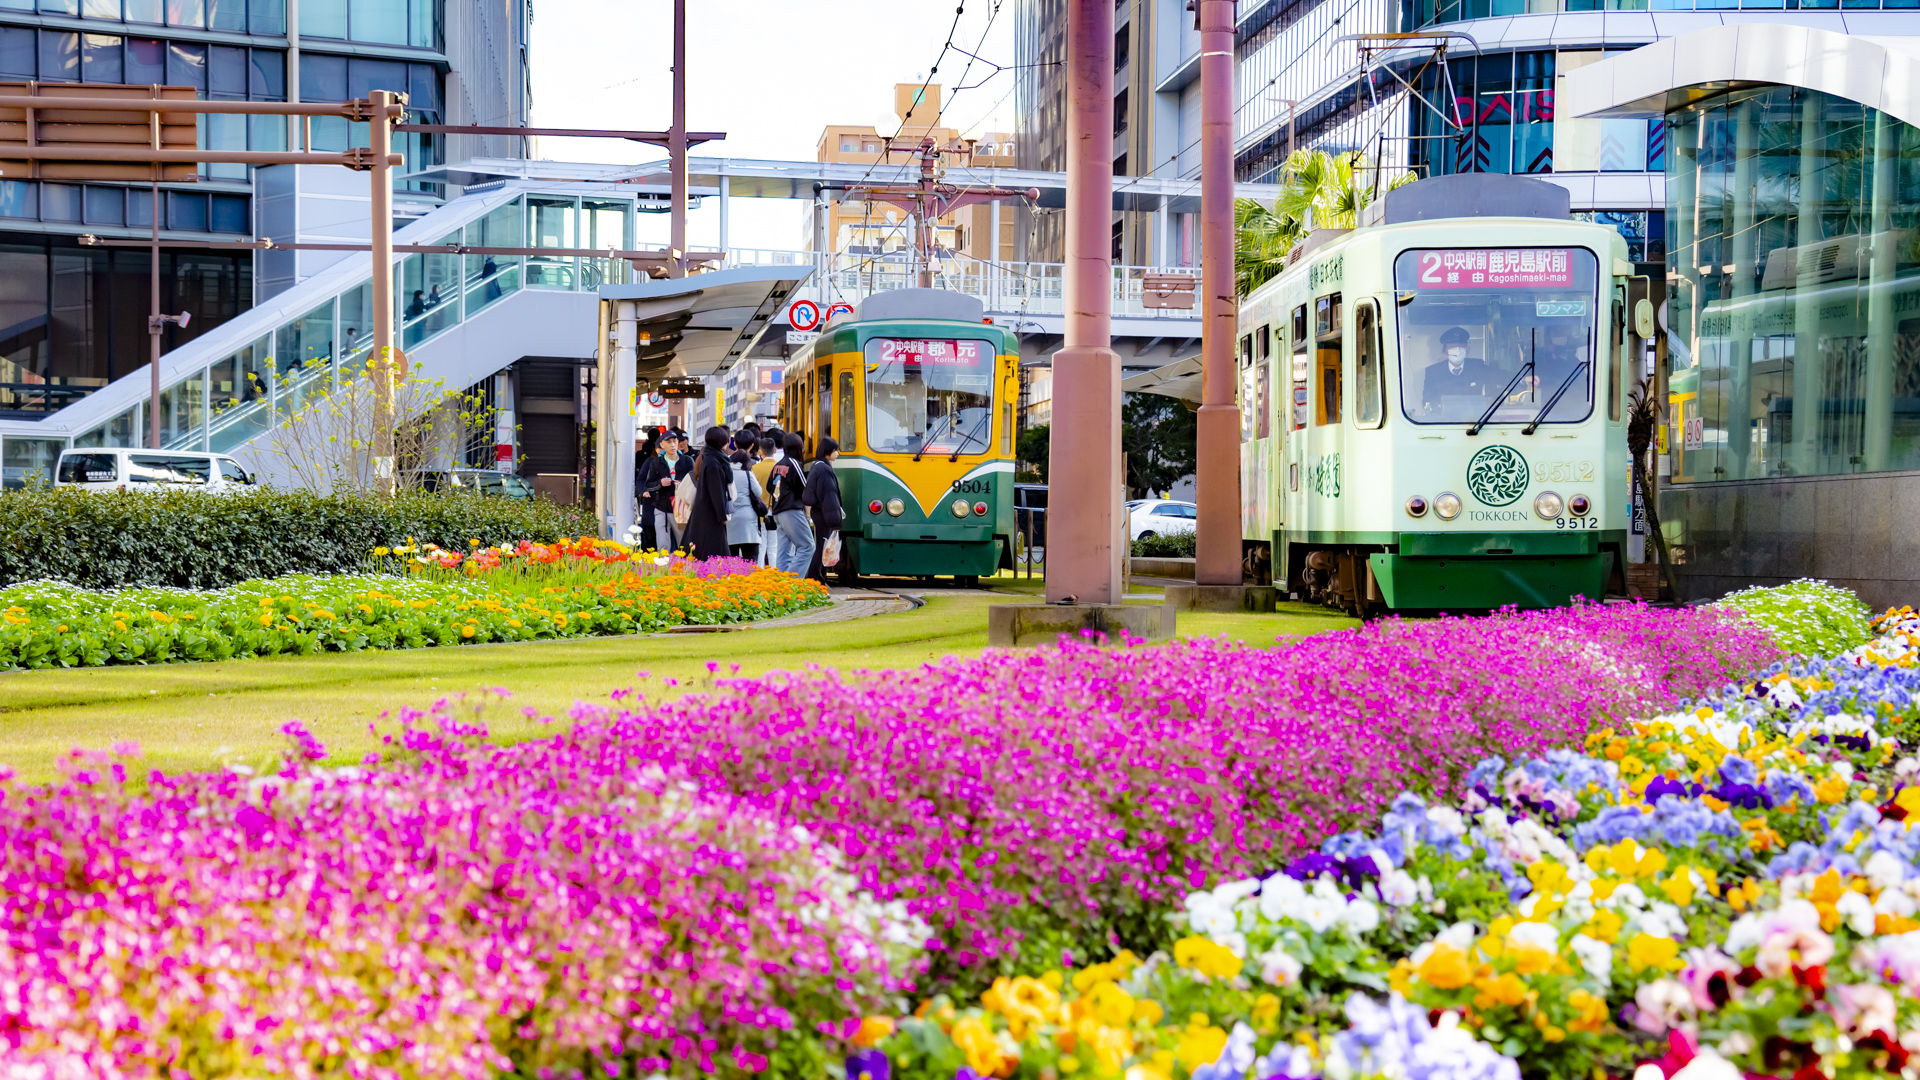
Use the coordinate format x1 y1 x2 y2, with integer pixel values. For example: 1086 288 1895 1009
1415 248 1573 289
873 338 987 366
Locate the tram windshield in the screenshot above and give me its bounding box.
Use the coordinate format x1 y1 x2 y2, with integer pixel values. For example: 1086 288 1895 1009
864 337 995 455
1393 247 1600 426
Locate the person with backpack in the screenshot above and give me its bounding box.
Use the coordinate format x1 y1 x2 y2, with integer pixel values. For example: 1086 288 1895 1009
726 447 769 560
768 432 813 577
681 426 735 560
802 436 844 586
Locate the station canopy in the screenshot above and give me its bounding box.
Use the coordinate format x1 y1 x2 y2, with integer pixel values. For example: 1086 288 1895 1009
598 264 810 381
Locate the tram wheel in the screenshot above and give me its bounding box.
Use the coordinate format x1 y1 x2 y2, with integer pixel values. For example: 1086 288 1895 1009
956 574 980 589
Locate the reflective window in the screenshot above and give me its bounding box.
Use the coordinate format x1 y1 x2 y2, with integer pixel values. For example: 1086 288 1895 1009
1667 87 1920 482
1315 293 1342 425
863 337 995 455
1355 299 1384 428
1393 247 1600 425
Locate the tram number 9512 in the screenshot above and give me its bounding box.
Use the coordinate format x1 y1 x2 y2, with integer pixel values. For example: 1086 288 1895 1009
951 479 992 494
1555 516 1599 530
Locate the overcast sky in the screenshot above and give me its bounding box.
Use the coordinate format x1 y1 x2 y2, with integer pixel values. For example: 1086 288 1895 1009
527 0 1017 252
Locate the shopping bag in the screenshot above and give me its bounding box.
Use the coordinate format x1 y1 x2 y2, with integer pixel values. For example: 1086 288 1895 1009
822 530 842 568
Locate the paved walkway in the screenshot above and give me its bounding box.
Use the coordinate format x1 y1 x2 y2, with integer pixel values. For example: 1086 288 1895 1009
653 590 915 634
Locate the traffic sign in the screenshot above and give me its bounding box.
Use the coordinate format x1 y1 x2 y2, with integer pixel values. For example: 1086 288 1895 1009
787 298 821 332
647 391 666 408
826 302 854 322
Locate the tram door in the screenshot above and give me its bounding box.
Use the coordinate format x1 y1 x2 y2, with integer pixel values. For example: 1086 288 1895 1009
1309 292 1345 531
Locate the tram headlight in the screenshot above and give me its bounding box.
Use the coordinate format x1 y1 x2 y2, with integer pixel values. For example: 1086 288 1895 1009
1534 491 1565 520
1568 493 1592 516
1433 492 1462 521
973 501 989 517
886 498 906 516
951 498 971 518
1405 495 1429 519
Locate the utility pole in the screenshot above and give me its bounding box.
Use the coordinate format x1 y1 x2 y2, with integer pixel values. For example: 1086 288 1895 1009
1193 0 1243 588
848 139 1036 289
668 0 688 279
368 88 399 494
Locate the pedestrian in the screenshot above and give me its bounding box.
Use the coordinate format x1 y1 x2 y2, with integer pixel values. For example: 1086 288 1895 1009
727 448 768 561
682 426 734 560
802 435 844 586
639 434 684 552
769 432 814 577
405 290 426 319
752 435 780 566
633 431 659 550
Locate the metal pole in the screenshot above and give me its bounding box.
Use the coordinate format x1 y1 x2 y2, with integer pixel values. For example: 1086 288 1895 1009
369 89 396 494
148 177 161 448
1046 0 1122 606
286 0 300 151
1194 0 1242 587
611 300 638 540
668 0 688 279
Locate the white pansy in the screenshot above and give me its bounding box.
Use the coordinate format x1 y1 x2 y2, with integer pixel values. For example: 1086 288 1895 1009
1260 874 1307 922
1342 898 1381 934
1836 890 1877 936
1261 946 1304 987
1568 933 1613 984
1379 869 1420 907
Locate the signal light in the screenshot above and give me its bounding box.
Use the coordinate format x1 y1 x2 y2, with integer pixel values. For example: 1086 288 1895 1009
973 501 988 517
1569 494 1591 516
1405 496 1428 518
869 500 884 514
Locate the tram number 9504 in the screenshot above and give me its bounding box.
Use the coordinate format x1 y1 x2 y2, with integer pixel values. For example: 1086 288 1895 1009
1555 516 1599 530
951 479 993 494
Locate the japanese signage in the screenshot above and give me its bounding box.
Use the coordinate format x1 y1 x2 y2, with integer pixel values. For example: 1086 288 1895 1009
1414 249 1573 289
875 338 987 366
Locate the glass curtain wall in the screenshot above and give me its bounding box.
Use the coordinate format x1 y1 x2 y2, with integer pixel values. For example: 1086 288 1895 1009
1666 86 1920 484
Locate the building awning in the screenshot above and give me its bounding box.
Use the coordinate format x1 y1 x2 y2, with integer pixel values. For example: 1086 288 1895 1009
1562 24 1920 129
598 264 811 380
1120 354 1206 404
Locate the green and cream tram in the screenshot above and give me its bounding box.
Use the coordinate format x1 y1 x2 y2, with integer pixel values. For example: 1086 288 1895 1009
1239 175 1638 616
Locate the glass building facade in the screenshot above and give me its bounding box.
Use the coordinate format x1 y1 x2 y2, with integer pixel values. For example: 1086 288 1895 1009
1664 86 1920 484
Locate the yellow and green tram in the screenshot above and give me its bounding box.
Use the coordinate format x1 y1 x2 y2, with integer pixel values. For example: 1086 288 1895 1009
781 289 1019 586
1238 175 1641 616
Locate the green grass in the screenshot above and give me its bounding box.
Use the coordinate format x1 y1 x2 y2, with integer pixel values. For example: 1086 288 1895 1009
0 585 1354 782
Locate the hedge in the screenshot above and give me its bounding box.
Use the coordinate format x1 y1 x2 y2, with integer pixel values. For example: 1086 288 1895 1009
0 487 599 589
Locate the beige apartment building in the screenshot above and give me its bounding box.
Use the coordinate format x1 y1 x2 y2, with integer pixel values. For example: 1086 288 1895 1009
812 84 1019 263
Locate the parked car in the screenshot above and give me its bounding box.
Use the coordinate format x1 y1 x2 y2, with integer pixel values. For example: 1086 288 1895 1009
53 449 256 492
1127 499 1197 541
415 469 535 500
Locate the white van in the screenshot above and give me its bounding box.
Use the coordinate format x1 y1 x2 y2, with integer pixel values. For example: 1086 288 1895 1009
53 449 257 493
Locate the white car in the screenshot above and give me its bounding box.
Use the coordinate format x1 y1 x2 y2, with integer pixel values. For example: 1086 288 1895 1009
54 449 257 492
1128 499 1197 541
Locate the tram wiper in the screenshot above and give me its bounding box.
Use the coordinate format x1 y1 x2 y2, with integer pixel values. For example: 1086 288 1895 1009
947 421 988 462
1464 361 1532 437
913 414 958 462
1520 360 1590 435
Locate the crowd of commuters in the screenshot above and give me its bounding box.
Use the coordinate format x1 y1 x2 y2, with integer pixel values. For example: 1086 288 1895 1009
632 421 843 587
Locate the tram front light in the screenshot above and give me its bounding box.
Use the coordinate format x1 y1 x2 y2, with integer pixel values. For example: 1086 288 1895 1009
951 498 971 518
973 501 989 517
1405 495 1428 519
886 498 906 516
1434 492 1462 521
1569 493 1592 516
868 499 884 515
1534 491 1565 520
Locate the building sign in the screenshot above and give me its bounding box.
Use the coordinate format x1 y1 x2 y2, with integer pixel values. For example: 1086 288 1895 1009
1415 249 1573 289
756 365 784 392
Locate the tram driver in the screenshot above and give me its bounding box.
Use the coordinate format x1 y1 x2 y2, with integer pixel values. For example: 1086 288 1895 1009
1420 326 1493 420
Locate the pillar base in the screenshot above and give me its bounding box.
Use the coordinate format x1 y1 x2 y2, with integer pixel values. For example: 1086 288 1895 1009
987 602 1176 647
1163 583 1278 613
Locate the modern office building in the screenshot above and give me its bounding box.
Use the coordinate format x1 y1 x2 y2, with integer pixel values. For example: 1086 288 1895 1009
0 0 530 425
1564 24 1920 607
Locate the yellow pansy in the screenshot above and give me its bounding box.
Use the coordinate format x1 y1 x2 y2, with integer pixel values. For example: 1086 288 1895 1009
1172 936 1242 980
1176 1015 1229 1072
1416 943 1474 989
1627 933 1682 972
1815 775 1850 804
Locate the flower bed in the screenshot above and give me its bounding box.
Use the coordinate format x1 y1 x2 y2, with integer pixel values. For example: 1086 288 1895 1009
600 601 1778 989
862 597 1920 1080
0 719 924 1079
0 547 827 670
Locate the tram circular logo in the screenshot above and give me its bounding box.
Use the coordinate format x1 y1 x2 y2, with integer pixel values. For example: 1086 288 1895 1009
1466 445 1530 507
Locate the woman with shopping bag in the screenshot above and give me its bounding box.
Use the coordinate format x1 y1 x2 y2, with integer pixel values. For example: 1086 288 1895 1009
801 435 844 586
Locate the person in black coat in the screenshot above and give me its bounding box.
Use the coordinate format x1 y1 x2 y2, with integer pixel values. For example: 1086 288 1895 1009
633 431 659 550
682 425 736 560
802 435 844 585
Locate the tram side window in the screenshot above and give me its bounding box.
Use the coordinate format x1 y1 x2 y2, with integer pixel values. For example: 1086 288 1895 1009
1239 333 1257 441
816 368 832 450
1290 305 1308 431
1355 300 1383 428
1609 286 1625 422
1315 293 1343 426
1255 325 1272 439
838 371 857 452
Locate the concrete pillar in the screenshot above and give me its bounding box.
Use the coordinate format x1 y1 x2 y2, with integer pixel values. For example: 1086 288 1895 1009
1154 195 1169 268
1725 99 1756 480
609 301 638 540
1865 107 1898 472
1194 0 1241 587
1046 0 1124 606
1790 91 1826 476
718 172 731 262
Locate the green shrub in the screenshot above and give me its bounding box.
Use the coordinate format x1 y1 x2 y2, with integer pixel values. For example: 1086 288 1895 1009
0 487 597 589
1710 578 1875 657
1131 531 1197 558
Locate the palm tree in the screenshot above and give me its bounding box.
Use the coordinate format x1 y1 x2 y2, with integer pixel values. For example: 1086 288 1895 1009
1235 150 1411 297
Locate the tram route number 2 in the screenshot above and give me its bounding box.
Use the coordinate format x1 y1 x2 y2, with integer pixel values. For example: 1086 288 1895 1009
1533 460 1595 483
951 478 993 494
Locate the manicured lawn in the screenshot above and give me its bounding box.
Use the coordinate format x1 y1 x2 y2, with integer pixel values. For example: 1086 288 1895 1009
0 587 1355 782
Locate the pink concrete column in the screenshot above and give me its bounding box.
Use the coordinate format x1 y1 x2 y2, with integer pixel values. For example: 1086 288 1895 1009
1046 0 1123 605
1195 0 1243 586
